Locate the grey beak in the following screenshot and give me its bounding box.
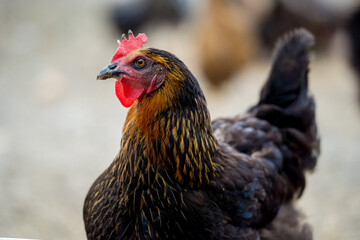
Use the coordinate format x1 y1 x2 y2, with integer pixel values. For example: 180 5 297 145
97 63 127 80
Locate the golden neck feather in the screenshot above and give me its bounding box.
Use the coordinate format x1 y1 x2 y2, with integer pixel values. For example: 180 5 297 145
117 68 222 188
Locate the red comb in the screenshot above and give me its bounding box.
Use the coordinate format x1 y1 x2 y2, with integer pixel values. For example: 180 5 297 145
111 30 148 62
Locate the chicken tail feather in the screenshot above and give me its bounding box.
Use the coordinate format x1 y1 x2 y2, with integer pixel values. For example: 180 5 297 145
259 28 314 109
251 28 319 197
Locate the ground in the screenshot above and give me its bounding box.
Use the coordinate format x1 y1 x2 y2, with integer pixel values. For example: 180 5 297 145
0 1 359 239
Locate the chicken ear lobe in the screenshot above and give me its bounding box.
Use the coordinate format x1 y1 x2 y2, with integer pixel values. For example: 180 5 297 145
147 74 165 94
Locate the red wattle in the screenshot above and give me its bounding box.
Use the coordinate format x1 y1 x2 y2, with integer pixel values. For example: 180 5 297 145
115 81 134 108
120 78 145 101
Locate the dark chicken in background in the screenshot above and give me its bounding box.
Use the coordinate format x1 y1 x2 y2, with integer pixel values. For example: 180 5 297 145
259 0 337 53
84 29 319 239
109 0 185 36
346 6 360 106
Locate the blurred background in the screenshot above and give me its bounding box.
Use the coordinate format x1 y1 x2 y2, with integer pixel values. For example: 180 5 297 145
1 0 360 239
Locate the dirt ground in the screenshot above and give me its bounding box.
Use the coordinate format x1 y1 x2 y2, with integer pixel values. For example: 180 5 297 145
0 1 359 240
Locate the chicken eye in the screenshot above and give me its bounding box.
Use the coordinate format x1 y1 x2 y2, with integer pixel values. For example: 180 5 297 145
134 58 146 69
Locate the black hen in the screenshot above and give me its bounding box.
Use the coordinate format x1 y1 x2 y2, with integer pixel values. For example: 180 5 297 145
259 0 336 53
109 0 185 35
346 6 360 105
84 28 319 240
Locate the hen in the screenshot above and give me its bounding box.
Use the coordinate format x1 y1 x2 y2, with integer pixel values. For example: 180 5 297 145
84 29 319 240
259 0 337 53
109 0 185 36
346 6 360 105
196 0 257 86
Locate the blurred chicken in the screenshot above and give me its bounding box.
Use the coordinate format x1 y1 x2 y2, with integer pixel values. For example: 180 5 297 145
259 0 337 53
196 0 258 86
84 29 319 239
346 6 360 105
109 0 186 36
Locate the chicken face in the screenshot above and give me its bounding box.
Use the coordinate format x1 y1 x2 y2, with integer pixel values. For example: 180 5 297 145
96 31 166 107
97 50 166 107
